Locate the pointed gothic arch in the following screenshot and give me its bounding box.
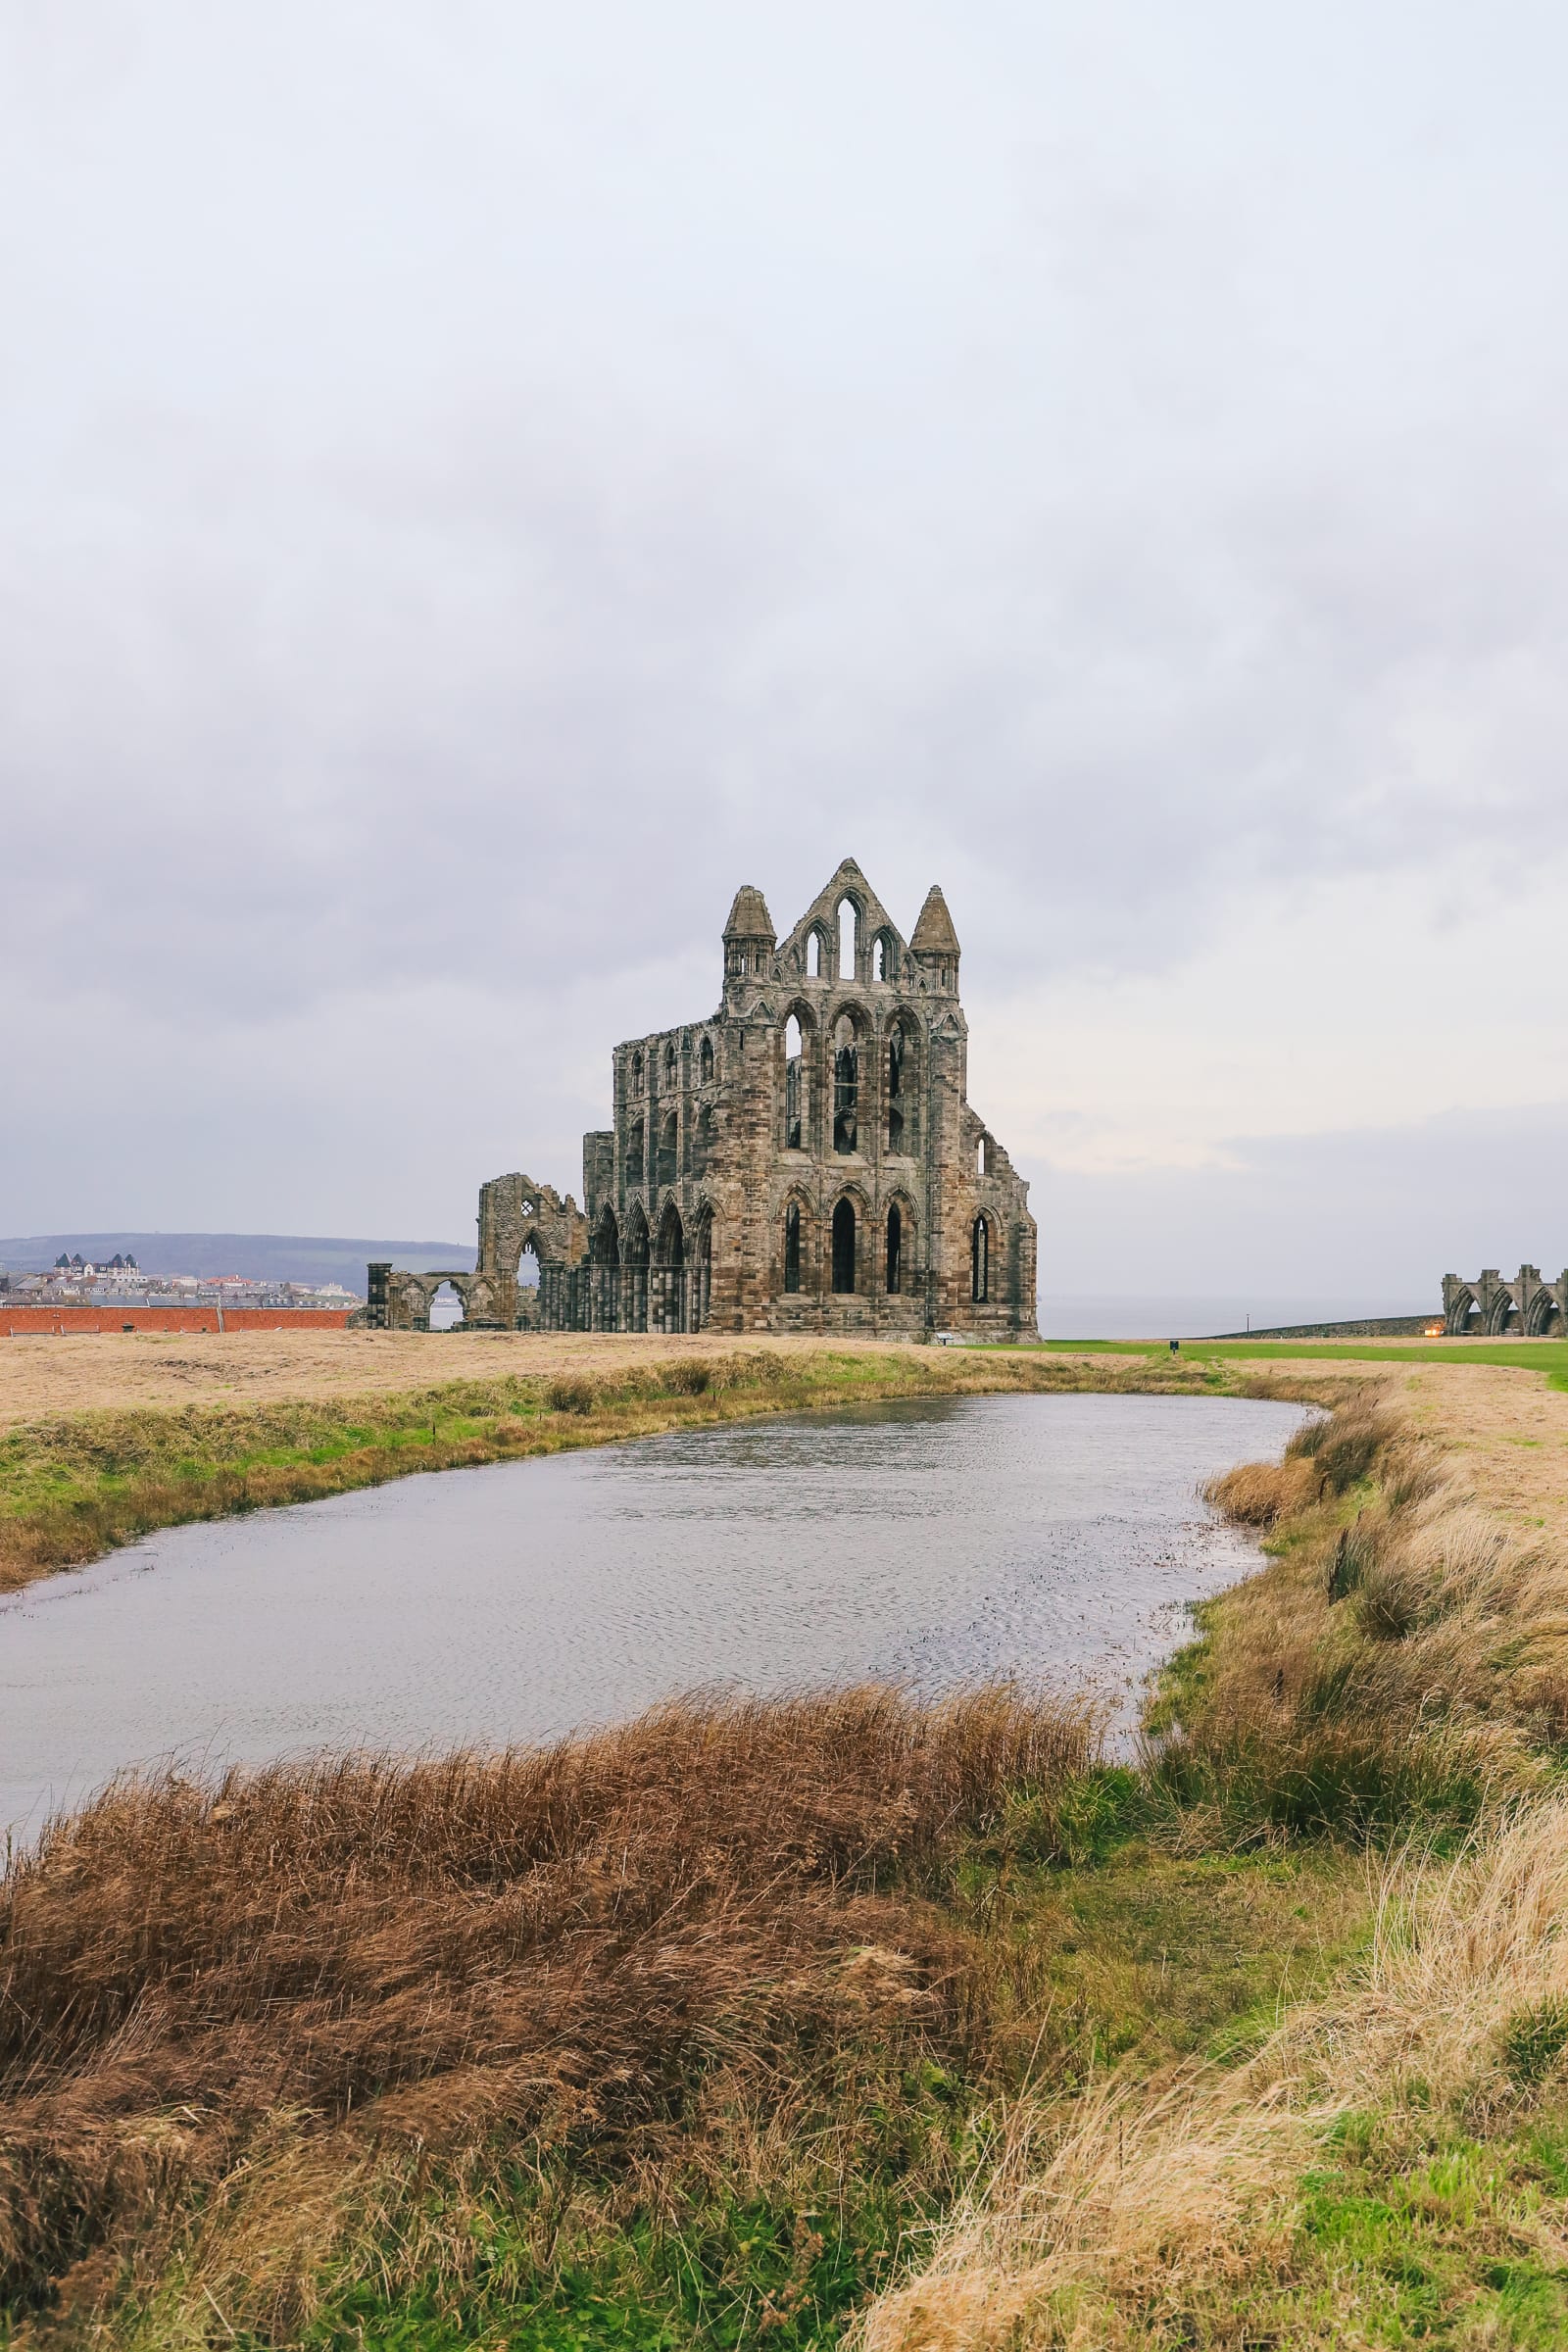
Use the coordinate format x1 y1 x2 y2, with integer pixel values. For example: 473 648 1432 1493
780 1187 813 1296
692 1199 714 1329
971 1212 993 1304
780 999 815 1152
657 1107 678 1188
830 1185 870 1296
829 1004 864 1155
653 1200 686 1334
883 1189 916 1297
837 894 860 984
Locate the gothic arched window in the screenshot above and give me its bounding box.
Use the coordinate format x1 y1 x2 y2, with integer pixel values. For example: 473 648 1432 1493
833 1015 858 1154
971 1214 990 1303
784 1014 805 1150
832 1198 857 1294
886 1024 906 1152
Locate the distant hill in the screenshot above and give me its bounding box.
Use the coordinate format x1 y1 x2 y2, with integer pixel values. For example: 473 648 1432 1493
0 1233 475 1295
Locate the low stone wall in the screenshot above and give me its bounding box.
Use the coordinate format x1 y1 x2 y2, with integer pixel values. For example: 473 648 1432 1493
1203 1314 1442 1341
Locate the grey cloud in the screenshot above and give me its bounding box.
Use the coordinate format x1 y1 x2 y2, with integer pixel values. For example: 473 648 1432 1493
1044 1107 1568 1298
6 0 1568 1244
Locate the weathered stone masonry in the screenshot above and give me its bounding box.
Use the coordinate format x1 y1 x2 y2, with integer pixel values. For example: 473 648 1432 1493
1444 1267 1568 1336
367 860 1038 1338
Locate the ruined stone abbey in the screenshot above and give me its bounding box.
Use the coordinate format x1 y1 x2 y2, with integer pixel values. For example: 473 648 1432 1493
368 860 1037 1339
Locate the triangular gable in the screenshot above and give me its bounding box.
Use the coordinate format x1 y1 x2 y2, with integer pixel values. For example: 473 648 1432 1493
776 858 909 966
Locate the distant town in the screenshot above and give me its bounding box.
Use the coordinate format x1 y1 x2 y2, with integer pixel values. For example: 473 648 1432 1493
0 1253 362 1312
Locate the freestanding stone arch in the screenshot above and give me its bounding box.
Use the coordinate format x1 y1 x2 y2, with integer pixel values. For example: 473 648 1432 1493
1444 1267 1568 1338
366 1172 590 1331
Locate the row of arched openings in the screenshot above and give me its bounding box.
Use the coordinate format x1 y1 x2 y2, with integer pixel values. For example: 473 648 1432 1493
585 1200 711 1329
591 1200 699 1269
1449 1288 1563 1336
624 1104 718 1189
781 1200 993 1299
803 898 901 986
785 1011 913 1156
782 1198 910 1297
627 1034 716 1097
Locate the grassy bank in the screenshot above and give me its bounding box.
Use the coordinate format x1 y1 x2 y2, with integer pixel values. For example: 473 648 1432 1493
858 1372 1568 2349
0 1692 1378 2352
0 1343 1240 1597
862 1803 1568 2351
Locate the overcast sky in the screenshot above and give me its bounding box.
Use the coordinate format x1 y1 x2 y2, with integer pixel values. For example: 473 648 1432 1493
5 1 1566 1299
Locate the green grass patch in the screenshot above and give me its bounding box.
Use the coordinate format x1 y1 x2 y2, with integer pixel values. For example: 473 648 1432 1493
1244 2112 1568 2349
286 2134 956 2352
993 1833 1371 2082
1030 1335 1568 1382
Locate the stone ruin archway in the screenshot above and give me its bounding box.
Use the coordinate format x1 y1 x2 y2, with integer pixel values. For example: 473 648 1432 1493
653 1200 685 1334
379 1267 492 1332
692 1200 715 1330
1445 1267 1568 1340
427 1279 464 1331
368 1171 590 1331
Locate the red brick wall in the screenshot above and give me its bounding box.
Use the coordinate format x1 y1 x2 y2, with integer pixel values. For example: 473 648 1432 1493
1 1307 356 1336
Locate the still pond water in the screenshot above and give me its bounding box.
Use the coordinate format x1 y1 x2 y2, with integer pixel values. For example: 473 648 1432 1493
0 1393 1307 1842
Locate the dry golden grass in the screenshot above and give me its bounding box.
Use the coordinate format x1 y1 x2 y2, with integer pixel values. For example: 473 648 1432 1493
1201 1455 1318 1527
852 1367 1568 2350
0 1329 1183 1433
0 1331 928 1429
0 1686 1095 2326
1401 1360 1568 1534
1141 1383 1568 1830
856 1796 1568 2351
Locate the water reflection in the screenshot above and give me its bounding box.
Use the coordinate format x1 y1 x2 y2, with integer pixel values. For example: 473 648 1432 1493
0 1393 1307 1841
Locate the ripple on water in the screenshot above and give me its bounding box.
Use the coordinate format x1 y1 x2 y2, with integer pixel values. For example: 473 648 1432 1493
0 1391 1310 1841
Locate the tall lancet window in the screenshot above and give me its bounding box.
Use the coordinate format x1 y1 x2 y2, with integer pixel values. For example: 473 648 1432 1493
832 1015 858 1154
784 1014 805 1149
971 1214 990 1303
886 1025 905 1152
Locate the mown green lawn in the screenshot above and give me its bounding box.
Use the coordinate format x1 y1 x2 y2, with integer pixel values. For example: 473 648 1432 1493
1035 1336 1568 1386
